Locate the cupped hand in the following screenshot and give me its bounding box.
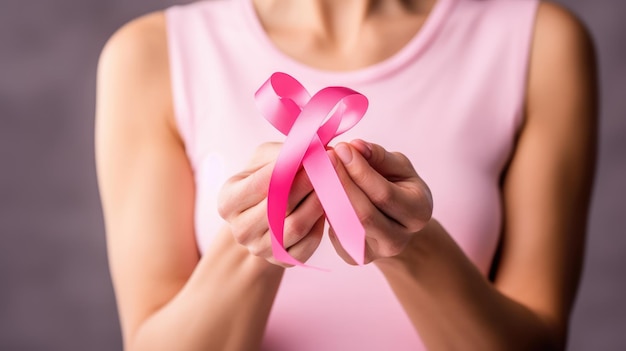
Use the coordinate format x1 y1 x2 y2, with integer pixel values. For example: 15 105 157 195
327 140 433 264
217 142 325 267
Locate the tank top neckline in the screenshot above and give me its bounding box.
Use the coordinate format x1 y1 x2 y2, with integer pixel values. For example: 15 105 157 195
238 0 457 84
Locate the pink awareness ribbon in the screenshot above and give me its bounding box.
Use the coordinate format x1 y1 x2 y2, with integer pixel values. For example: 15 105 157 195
255 72 368 267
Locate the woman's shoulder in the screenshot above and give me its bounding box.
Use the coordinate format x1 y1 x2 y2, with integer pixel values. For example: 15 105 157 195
96 10 176 130
99 11 169 88
528 1 596 115
534 1 593 55
100 0 226 60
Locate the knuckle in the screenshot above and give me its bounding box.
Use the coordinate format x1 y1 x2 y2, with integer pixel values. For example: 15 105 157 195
247 241 266 257
371 184 394 208
380 240 406 258
247 170 264 195
421 187 434 216
283 217 307 241
268 256 293 268
216 200 229 220
266 257 283 267
357 208 376 227
292 172 313 195
262 141 281 150
254 142 281 160
392 151 410 165
393 152 414 172
369 233 406 258
217 174 251 220
410 186 434 223
216 197 235 221
253 143 270 157
405 218 425 233
230 223 251 246
349 167 372 187
216 182 236 220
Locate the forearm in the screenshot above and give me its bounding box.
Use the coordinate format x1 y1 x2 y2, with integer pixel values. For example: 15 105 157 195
375 220 562 351
129 228 284 351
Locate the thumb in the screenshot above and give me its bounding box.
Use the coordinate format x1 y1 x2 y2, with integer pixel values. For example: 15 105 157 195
349 139 417 179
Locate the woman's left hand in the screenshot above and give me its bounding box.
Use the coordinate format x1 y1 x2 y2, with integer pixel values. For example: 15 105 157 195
327 140 433 264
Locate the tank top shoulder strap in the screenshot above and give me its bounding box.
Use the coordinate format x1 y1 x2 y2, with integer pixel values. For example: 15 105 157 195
165 0 241 170
449 0 539 131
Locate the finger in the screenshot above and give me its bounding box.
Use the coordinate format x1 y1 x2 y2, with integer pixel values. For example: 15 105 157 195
245 142 283 170
327 151 406 258
230 170 317 245
229 197 268 247
246 192 323 259
283 215 325 265
286 169 315 215
218 161 274 220
219 160 314 221
267 216 325 267
356 140 433 228
283 192 324 247
333 143 428 230
251 141 318 214
349 139 418 180
218 142 283 220
328 227 378 265
326 200 405 263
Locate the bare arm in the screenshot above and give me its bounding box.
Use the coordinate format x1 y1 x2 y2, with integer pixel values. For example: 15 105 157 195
95 13 286 351
376 3 597 350
328 2 596 350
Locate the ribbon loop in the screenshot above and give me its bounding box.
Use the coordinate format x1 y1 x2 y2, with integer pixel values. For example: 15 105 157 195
255 72 369 267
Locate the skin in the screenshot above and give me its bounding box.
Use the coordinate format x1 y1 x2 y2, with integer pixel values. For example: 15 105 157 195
95 0 597 350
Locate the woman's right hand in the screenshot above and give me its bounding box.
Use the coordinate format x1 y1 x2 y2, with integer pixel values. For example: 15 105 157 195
217 142 325 267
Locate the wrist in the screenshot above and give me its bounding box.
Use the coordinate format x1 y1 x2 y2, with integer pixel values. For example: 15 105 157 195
244 253 286 280
374 219 442 275
210 225 285 284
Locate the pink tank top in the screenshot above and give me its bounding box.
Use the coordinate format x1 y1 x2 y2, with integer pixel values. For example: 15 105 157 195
166 0 538 349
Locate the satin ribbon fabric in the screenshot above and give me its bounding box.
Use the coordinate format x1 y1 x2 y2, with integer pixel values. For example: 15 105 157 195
255 72 369 267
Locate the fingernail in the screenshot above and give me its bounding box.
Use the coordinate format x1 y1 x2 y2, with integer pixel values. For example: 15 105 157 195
363 142 373 159
335 143 353 164
352 139 372 159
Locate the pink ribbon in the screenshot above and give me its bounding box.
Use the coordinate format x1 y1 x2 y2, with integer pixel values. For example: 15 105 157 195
255 72 368 267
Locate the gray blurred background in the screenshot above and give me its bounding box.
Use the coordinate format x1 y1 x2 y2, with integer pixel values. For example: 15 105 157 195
0 0 623 350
